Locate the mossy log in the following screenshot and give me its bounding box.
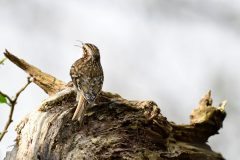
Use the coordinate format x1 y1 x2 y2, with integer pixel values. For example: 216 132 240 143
3 50 226 160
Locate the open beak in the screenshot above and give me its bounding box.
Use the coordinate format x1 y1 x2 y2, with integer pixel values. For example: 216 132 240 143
74 40 84 48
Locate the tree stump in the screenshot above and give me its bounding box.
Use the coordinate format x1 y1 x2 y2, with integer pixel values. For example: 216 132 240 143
3 50 226 160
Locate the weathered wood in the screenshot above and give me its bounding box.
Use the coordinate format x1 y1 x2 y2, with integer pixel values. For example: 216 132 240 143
3 51 226 160
4 50 66 95
4 89 226 160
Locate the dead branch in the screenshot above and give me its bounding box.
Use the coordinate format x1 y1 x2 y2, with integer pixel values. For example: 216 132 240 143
3 50 66 95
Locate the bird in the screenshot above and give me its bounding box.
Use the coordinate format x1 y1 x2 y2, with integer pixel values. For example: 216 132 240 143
70 42 104 124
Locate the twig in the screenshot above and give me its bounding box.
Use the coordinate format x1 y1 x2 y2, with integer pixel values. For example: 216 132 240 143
0 77 32 141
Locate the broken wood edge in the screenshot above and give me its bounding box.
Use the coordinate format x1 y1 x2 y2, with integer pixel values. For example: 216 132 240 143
172 90 227 143
4 49 66 95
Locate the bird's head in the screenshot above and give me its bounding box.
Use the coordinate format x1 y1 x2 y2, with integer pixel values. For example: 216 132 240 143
82 43 100 60
75 41 100 60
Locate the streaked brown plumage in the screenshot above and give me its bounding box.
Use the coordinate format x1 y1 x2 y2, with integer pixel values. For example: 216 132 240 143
70 43 104 124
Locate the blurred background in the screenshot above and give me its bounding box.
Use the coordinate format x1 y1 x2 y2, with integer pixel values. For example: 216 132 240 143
0 0 239 159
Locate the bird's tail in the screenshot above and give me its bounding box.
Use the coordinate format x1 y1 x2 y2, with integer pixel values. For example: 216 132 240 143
72 93 88 124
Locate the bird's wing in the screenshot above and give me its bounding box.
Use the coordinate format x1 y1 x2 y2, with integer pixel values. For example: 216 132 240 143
70 60 104 103
81 74 103 103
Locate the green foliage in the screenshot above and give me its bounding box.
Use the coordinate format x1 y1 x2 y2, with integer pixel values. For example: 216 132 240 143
0 57 8 103
0 94 7 103
0 57 7 65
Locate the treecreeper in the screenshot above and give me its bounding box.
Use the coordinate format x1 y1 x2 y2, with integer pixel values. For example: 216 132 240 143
70 43 104 124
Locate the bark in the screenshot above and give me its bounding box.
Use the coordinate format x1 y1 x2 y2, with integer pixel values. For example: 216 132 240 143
4 50 66 95
3 51 226 160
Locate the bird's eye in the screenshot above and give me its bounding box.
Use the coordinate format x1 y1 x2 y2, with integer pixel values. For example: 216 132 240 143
83 47 87 53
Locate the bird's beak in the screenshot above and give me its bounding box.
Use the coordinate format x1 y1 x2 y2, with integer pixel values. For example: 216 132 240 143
74 40 84 48
76 40 84 47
